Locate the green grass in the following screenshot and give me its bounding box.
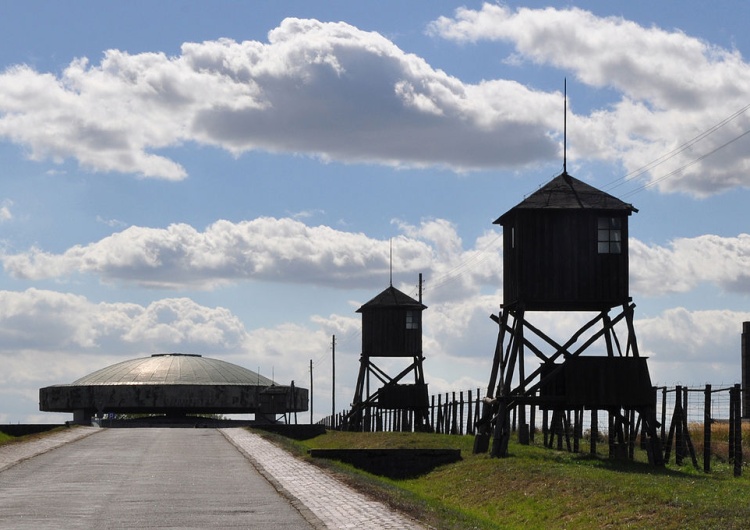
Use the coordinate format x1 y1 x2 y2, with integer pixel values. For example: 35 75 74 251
0 426 71 447
256 429 750 530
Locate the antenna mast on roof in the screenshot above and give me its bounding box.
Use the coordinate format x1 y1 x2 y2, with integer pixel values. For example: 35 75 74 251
563 78 567 175
389 238 393 286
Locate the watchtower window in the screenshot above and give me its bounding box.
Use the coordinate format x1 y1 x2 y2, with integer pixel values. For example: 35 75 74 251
406 311 419 330
598 217 622 254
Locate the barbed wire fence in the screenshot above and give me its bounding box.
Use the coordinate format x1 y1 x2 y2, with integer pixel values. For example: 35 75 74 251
319 383 746 475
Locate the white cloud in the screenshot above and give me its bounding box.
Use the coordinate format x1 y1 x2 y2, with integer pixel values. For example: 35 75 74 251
0 199 13 222
429 4 750 197
631 233 750 296
1 10 748 196
637 307 750 385
6 215 750 303
96 215 127 228
0 288 329 421
1 285 746 422
4 11 748 195
0 18 558 180
395 219 503 302
0 217 504 294
0 288 247 356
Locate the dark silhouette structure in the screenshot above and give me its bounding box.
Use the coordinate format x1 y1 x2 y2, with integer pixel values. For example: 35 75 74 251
39 353 308 425
474 172 663 464
743 321 750 418
345 283 430 431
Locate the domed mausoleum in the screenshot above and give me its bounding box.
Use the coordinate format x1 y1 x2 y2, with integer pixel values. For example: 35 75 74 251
39 353 308 425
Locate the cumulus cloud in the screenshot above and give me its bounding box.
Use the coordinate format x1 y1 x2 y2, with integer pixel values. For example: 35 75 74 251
637 307 750 385
0 288 334 384
631 233 750 296
429 4 750 196
0 289 247 356
0 217 503 294
3 11 749 195
423 296 748 396
0 18 558 180
395 218 503 301
0 288 335 421
0 199 12 222
5 214 750 302
1 287 746 422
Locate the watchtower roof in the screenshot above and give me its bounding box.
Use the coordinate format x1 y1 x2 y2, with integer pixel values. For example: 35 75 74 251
356 285 426 312
496 172 637 224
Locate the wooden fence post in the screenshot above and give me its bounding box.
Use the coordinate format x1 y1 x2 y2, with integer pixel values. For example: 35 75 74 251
675 386 684 465
459 392 465 436
430 394 437 432
628 409 636 460
729 387 736 464
733 384 743 477
704 384 711 473
436 394 442 434
443 393 449 434
474 388 481 436
590 409 598 455
661 386 668 445
451 392 458 435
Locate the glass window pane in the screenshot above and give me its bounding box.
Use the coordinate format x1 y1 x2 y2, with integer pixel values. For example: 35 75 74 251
598 217 624 253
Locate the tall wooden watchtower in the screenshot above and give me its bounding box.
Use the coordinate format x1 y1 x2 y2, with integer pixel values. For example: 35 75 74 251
345 283 430 431
474 171 663 464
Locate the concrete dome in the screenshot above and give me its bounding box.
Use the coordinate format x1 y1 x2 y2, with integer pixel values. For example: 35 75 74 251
39 353 307 424
72 353 275 386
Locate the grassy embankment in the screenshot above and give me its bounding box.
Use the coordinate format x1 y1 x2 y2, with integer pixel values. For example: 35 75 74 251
0 426 69 447
258 426 750 530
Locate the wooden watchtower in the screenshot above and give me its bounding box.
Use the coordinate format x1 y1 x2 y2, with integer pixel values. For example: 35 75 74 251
345 283 430 431
474 171 663 464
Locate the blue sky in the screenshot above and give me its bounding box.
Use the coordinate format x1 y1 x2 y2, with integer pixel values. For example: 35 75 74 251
2 1 750 423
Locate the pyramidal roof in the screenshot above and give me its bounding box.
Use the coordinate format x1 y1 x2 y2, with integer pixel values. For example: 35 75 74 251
495 172 637 224
356 285 426 312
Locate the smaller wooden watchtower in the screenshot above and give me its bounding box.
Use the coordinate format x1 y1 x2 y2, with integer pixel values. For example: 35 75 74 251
345 283 430 431
474 171 663 465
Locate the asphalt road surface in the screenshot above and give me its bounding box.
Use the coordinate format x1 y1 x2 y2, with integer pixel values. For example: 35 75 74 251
0 428 314 529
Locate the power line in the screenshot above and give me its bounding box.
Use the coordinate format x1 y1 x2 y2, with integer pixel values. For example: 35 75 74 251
605 103 750 196
621 126 750 199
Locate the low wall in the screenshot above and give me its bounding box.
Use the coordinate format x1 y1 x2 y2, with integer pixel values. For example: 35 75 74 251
309 448 461 479
0 424 66 437
252 424 326 440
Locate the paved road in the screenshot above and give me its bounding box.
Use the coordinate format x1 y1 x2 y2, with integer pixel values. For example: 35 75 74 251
0 428 315 529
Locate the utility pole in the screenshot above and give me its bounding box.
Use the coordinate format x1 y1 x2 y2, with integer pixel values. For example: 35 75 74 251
309 359 313 424
332 335 336 420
